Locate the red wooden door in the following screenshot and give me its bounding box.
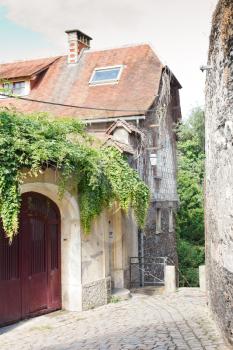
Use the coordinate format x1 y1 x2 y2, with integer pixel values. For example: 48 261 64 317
0 232 21 325
0 192 61 326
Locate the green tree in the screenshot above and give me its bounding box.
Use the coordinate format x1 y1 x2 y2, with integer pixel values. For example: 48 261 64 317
176 107 205 286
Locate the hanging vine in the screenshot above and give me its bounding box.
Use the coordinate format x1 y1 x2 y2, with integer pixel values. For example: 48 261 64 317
0 109 150 241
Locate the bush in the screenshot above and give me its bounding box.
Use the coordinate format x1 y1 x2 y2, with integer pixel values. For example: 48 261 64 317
176 107 205 286
177 239 205 286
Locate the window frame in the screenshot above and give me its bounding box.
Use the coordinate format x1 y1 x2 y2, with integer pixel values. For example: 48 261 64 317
2 80 28 97
89 65 124 86
12 81 26 96
169 208 174 233
156 208 162 234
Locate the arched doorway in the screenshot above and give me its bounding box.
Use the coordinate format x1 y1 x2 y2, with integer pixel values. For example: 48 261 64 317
0 192 61 326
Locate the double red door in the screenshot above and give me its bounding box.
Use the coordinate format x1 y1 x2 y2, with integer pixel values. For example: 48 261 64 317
0 192 61 326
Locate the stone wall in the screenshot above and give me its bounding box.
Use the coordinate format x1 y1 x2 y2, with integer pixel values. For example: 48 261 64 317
205 0 233 345
82 277 111 310
139 73 180 274
143 202 178 263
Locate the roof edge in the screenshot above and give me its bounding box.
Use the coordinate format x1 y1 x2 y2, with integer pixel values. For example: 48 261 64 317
83 42 154 54
163 65 182 89
0 55 62 66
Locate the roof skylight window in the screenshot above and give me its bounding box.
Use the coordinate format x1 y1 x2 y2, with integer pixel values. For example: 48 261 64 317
90 66 123 85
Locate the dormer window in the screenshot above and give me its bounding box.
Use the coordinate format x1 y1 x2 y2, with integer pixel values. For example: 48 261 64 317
3 81 29 96
90 65 123 85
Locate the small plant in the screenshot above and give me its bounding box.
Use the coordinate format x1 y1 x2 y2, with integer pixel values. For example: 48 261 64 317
110 295 121 303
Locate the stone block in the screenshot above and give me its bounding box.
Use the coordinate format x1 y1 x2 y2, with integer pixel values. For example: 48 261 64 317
199 265 206 292
165 265 176 294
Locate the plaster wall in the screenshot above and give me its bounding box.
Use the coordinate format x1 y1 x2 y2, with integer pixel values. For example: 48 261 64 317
108 205 138 289
113 127 130 144
81 211 108 285
81 210 112 309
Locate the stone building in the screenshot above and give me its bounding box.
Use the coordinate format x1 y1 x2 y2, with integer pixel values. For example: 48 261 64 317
205 0 233 345
0 30 181 325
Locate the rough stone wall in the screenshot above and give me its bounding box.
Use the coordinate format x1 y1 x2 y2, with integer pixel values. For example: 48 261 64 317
139 72 180 277
142 83 179 203
205 0 233 345
82 277 111 310
143 202 178 262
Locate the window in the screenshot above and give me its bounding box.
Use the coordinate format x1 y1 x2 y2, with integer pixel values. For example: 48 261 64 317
169 208 174 232
3 81 27 96
154 178 161 193
13 81 26 95
156 208 162 234
150 153 157 166
90 66 123 85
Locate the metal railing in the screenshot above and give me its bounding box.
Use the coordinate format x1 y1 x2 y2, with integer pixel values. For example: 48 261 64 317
130 257 167 288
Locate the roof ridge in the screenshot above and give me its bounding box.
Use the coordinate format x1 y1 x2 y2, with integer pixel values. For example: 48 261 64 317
84 42 152 54
106 118 143 135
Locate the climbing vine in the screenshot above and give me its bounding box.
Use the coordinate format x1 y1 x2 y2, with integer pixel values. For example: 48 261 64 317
0 109 150 241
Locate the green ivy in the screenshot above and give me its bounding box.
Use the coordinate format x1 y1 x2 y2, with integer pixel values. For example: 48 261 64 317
0 109 150 241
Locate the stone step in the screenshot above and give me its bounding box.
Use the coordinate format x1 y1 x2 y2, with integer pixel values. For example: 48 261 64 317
131 286 165 296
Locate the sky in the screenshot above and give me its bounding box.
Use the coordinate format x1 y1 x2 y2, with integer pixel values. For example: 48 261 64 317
0 0 218 118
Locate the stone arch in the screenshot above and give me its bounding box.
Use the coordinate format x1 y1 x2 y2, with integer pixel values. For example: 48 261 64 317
21 182 82 311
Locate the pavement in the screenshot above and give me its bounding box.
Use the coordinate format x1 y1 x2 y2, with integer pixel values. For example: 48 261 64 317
0 288 230 350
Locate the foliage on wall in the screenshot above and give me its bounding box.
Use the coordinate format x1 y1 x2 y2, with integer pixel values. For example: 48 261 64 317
176 107 205 286
0 109 150 241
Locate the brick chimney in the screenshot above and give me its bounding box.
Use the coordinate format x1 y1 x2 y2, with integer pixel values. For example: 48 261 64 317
65 29 92 64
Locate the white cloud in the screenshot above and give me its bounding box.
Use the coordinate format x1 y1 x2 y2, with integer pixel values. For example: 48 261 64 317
0 0 145 50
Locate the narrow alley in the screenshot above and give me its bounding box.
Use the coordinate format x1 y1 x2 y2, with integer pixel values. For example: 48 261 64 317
0 288 229 350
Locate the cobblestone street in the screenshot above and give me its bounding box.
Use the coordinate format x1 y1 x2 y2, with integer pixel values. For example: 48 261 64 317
0 288 230 350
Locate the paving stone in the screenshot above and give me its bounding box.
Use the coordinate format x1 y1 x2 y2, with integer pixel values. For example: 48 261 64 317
0 288 230 350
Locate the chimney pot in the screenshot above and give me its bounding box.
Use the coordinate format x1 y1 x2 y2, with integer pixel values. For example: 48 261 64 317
65 29 92 64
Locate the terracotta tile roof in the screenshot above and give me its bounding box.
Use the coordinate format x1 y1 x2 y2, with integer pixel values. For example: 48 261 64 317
0 57 60 80
0 44 180 120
